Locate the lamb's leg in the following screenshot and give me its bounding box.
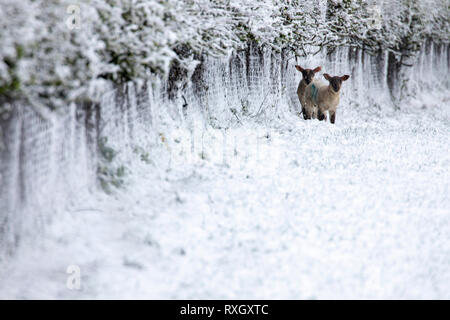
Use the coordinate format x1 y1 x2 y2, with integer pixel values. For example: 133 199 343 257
302 107 308 120
329 110 336 124
312 107 318 119
299 94 308 120
303 102 313 120
304 109 312 120
318 109 327 121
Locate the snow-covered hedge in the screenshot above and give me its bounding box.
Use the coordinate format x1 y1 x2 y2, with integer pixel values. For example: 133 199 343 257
0 0 448 112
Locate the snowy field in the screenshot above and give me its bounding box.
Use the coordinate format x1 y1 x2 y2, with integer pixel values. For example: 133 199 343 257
0 0 449 301
1 91 449 299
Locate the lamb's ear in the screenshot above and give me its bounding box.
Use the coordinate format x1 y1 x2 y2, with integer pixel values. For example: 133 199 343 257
341 75 350 81
295 65 304 72
313 66 322 73
323 73 331 81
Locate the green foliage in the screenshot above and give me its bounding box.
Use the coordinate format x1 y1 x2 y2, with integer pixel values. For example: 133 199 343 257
133 146 153 164
0 45 23 101
97 136 127 194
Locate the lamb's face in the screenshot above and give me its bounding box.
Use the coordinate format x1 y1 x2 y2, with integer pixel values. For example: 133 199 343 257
329 76 343 92
295 65 322 85
302 69 316 85
323 74 350 92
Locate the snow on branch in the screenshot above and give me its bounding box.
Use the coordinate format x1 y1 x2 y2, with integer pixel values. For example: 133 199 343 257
0 0 448 111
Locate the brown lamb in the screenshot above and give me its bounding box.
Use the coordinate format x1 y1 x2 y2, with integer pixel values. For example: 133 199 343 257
304 73 350 124
295 65 322 120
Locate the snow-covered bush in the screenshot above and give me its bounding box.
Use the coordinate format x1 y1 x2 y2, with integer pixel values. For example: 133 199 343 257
0 0 109 111
0 1 35 106
0 0 448 112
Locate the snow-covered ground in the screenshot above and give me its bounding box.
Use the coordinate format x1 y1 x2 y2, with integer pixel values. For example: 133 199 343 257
1 90 449 299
